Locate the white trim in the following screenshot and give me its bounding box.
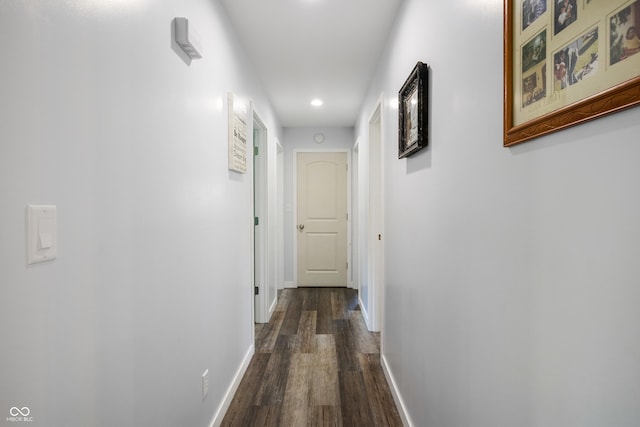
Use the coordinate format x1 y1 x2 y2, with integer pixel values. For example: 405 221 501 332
347 150 353 290
252 108 270 324
381 353 414 427
284 281 295 289
358 293 370 328
247 100 256 333
268 293 278 317
351 137 361 293
292 148 352 287
209 344 255 427
276 139 285 291
367 94 385 332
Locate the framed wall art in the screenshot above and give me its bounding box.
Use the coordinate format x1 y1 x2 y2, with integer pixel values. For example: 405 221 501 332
228 92 248 173
398 61 429 158
504 0 640 147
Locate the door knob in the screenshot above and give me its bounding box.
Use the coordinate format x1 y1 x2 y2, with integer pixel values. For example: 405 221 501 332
298 224 305 231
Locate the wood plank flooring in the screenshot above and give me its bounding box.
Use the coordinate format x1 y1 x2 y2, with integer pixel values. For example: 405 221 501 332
221 288 403 427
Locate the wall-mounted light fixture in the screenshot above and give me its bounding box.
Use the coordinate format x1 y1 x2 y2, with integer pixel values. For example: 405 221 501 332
174 17 202 59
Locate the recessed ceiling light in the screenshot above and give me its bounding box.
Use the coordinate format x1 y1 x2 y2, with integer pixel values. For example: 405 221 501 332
311 99 323 107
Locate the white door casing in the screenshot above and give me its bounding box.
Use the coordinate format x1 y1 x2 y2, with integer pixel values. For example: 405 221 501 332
296 152 348 287
253 111 270 324
367 98 384 333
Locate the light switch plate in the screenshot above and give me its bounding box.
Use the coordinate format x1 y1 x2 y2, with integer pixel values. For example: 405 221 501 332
27 205 57 264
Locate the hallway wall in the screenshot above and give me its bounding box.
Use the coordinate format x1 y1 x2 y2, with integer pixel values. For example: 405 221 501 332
0 1 281 426
356 0 640 426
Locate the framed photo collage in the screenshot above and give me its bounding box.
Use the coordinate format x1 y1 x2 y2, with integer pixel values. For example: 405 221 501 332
504 0 640 146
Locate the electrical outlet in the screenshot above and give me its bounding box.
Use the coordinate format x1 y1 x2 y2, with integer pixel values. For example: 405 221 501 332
202 369 209 400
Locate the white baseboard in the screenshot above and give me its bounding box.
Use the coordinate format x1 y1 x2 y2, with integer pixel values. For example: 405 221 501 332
358 294 371 330
268 296 277 317
209 344 255 427
381 353 413 427
284 281 295 288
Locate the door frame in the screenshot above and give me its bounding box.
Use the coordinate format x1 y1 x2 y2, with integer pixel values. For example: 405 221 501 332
252 110 269 324
351 138 361 293
292 149 352 288
276 140 285 291
366 96 384 332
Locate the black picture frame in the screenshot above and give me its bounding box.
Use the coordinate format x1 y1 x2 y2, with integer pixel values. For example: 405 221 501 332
398 61 429 158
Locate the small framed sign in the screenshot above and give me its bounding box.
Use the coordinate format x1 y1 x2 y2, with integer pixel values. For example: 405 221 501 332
228 93 248 173
398 61 429 159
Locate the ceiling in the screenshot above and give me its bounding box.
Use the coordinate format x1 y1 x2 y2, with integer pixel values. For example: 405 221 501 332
218 0 403 128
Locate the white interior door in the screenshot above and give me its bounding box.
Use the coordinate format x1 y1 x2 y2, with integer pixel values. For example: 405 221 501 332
297 152 348 287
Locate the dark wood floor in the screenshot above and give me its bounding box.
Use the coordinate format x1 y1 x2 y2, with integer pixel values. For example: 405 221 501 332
221 287 403 426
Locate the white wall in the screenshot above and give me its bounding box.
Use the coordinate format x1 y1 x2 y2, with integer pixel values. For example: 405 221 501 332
0 1 281 426
356 1 640 426
281 127 354 286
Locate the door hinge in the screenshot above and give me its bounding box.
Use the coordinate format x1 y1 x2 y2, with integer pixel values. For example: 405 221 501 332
254 146 259 156
346 213 348 220
254 286 259 295
346 262 349 269
254 217 259 226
